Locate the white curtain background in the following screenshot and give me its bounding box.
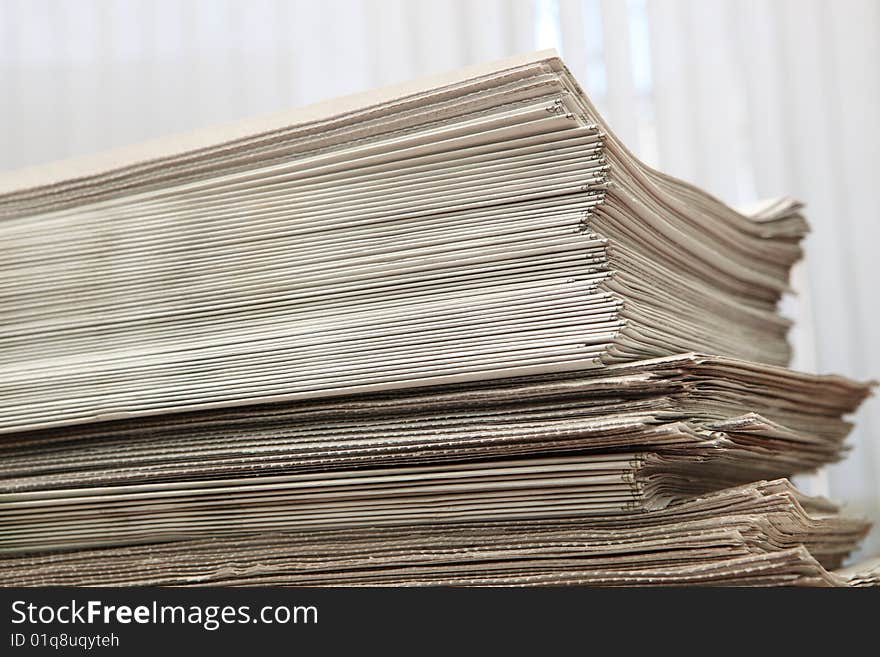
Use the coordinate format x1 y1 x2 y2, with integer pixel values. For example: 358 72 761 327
1 0 878 555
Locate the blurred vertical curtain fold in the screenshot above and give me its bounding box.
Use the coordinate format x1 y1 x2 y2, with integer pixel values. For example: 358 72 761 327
0 0 878 553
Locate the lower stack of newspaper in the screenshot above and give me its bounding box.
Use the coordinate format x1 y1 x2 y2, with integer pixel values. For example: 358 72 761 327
1 353 877 586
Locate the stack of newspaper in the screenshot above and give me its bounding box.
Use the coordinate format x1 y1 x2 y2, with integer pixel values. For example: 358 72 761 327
0 52 875 586
3 481 877 586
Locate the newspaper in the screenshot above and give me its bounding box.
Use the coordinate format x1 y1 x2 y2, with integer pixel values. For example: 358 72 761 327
0 52 806 433
0 51 874 586
1 480 872 587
